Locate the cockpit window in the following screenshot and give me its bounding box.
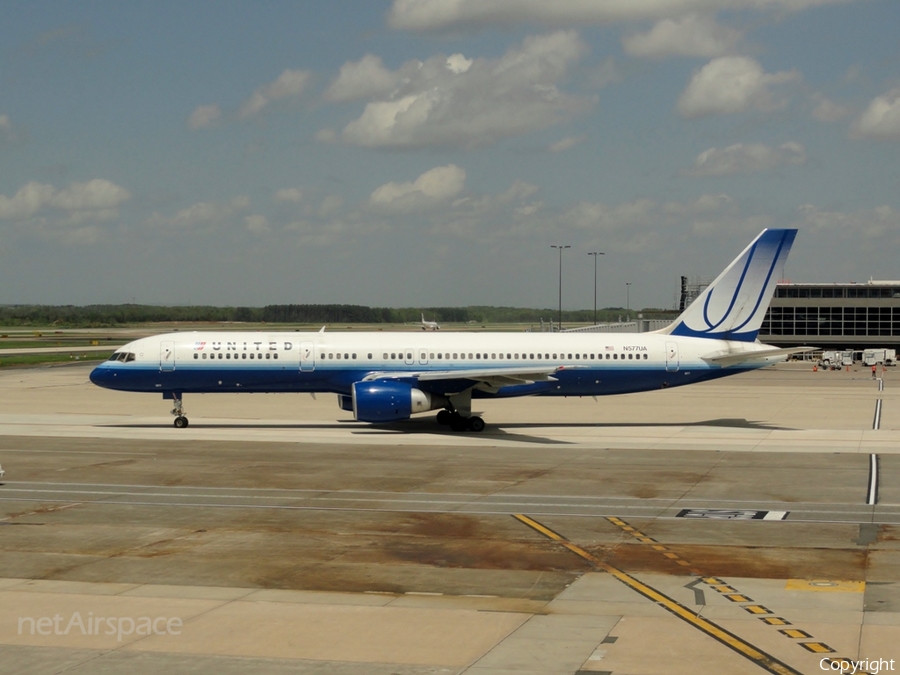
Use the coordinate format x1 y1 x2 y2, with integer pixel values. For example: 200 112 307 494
107 352 136 362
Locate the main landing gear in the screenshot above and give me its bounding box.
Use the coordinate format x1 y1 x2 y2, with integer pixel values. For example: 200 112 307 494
436 409 485 432
170 396 189 428
436 389 485 432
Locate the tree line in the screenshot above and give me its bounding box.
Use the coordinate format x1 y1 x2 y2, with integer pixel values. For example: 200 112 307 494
0 304 674 328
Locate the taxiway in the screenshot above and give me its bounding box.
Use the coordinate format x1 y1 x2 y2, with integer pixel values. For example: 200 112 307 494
0 362 898 674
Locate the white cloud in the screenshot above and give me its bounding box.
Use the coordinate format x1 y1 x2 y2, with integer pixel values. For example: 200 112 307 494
166 196 251 229
370 164 466 212
0 114 12 139
274 187 304 203
324 55 401 103
852 88 900 140
811 94 853 122
685 142 806 176
0 179 130 222
388 0 853 31
548 135 587 153
623 14 742 58
238 69 311 119
585 57 622 90
244 214 270 234
318 194 344 218
796 203 900 241
187 104 223 130
334 31 594 148
677 56 799 117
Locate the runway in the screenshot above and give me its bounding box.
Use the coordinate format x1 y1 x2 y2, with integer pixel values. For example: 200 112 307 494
0 363 898 674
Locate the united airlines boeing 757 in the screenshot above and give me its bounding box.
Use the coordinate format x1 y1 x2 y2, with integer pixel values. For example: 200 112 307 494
90 229 805 432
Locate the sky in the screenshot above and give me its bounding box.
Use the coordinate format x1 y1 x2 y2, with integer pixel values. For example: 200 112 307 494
1 0 898 312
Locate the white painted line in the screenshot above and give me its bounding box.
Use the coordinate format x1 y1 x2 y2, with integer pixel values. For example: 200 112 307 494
763 511 788 521
873 399 883 430
867 454 879 506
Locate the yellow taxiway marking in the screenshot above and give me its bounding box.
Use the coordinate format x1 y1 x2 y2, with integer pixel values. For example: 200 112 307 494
512 514 803 675
785 579 865 592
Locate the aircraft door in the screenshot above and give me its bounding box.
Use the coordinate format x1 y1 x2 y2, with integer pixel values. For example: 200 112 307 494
160 340 176 372
665 341 679 372
418 349 428 365
299 342 315 372
404 348 415 365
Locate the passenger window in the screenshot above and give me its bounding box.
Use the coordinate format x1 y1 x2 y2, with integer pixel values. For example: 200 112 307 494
476 353 481 359
265 353 270 359
274 354 278 360
468 353 473 359
242 353 247 359
613 354 618 360
336 353 341 360
344 354 349 359
202 353 207 360
193 354 198 360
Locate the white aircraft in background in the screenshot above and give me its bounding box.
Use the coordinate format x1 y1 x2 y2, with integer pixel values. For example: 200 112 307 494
421 313 440 330
90 229 805 432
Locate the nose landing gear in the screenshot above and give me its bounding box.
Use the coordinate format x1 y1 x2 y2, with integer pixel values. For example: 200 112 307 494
169 394 189 428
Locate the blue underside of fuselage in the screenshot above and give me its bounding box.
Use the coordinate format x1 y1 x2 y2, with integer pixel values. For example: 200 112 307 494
89 363 756 399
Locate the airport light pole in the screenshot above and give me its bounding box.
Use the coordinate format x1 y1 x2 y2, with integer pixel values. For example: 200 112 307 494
588 251 604 326
626 282 631 319
551 245 571 331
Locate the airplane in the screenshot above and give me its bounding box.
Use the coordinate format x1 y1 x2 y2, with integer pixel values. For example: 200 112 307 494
421 313 440 330
90 229 806 432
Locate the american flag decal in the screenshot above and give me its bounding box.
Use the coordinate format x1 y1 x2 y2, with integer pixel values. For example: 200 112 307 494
194 342 206 350
605 346 614 352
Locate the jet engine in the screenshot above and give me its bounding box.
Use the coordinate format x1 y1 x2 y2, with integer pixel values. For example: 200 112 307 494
350 381 446 423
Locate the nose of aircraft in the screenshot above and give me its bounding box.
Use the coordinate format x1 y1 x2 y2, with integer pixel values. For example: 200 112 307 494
89 364 111 388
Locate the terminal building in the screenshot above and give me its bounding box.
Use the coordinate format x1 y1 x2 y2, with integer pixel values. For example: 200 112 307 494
759 281 900 349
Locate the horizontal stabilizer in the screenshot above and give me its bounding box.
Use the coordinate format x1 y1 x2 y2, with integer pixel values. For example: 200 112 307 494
701 346 816 367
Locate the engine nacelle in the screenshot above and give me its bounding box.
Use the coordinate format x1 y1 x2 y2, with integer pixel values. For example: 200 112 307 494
351 381 445 423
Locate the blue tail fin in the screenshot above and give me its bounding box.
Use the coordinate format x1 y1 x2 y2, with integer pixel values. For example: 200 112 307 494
663 228 797 342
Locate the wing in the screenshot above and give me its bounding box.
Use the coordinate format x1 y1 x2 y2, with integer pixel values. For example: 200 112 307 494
362 366 559 394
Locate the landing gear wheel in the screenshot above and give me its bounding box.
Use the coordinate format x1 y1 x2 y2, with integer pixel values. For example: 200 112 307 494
450 414 468 432
466 416 485 432
174 416 189 429
436 410 452 425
